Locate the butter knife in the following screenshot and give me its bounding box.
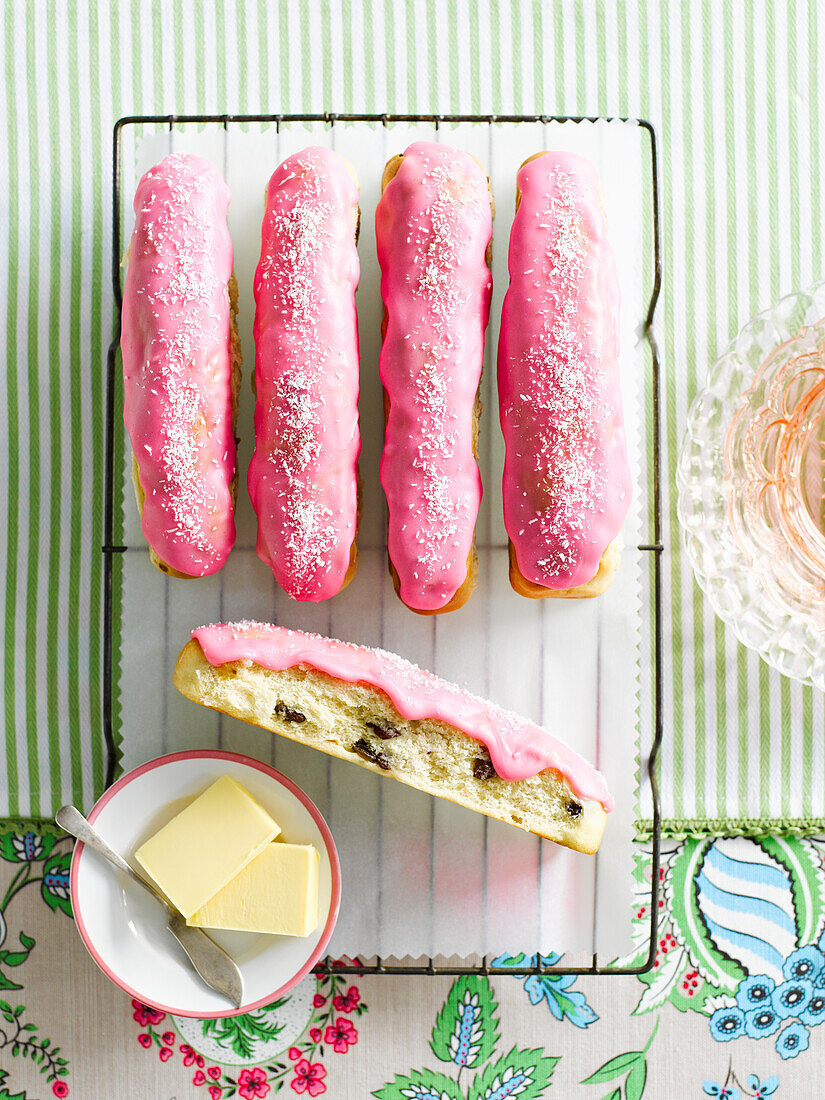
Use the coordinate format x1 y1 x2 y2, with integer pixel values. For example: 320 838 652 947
56 804 244 1009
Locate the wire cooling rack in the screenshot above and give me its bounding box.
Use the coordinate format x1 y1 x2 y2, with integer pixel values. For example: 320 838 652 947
103 113 663 977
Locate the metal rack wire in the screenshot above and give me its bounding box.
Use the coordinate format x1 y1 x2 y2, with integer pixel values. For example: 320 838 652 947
104 113 663 977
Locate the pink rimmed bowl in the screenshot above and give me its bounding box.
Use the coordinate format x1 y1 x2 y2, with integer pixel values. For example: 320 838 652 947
69 750 340 1017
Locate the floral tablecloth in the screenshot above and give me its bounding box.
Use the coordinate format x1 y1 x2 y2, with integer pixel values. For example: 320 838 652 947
3 830 825 1097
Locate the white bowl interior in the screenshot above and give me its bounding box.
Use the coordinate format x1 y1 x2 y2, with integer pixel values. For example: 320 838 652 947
72 753 337 1016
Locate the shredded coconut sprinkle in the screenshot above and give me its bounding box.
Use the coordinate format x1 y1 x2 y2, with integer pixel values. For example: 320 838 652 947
379 146 491 604
519 173 607 578
248 149 360 599
500 155 628 588
124 153 235 568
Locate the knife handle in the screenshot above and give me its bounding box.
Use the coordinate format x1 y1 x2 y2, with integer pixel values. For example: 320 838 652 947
56 804 166 907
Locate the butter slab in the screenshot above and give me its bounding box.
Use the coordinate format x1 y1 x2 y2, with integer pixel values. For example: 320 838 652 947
189 842 320 936
134 775 281 918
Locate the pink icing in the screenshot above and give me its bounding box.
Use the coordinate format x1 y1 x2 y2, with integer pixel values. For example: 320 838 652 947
248 147 361 601
376 142 492 610
121 153 236 577
191 621 613 811
498 152 631 589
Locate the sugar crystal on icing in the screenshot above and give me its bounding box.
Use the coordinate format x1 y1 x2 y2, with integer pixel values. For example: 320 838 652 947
498 152 629 589
377 143 491 609
191 621 614 812
248 147 360 602
121 153 235 575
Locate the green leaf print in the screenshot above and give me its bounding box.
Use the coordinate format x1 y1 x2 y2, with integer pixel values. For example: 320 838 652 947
0 834 55 865
633 944 686 1014
0 1004 68 1084
40 853 71 917
202 1004 287 1059
666 841 744 993
372 1068 466 1100
375 975 563 1100
581 1052 643 1085
430 975 499 1069
625 1058 647 1100
0 1068 26 1100
468 1045 558 1100
0 931 35 970
582 1022 657 1098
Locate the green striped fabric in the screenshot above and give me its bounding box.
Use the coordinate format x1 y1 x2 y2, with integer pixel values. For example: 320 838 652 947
2 0 823 834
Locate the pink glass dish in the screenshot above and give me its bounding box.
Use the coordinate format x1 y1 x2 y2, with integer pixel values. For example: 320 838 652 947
678 282 825 689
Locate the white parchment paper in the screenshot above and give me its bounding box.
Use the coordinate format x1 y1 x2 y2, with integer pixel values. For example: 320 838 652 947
115 118 652 961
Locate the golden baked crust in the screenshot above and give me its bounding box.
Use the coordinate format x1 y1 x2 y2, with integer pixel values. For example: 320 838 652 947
508 541 620 600
173 638 609 854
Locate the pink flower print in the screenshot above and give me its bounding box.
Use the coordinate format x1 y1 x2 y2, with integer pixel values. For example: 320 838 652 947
209 1089 222 1100
310 1027 322 1042
193 1070 207 1085
208 1066 221 1079
291 1059 326 1096
162 1030 176 1045
159 1047 173 1062
238 1066 270 1099
324 1017 358 1053
288 1046 302 1060
328 956 363 976
181 1044 197 1066
312 993 326 1008
332 985 360 1013
132 1000 165 1027
51 1085 69 1098
137 1033 151 1048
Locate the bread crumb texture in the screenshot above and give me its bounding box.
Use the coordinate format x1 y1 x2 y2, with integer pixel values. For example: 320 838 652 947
174 641 607 854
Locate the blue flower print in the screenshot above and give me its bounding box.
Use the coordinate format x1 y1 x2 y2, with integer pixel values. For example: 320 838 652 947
782 945 825 983
736 974 775 1011
799 988 825 1027
709 1005 746 1042
776 1020 810 1059
746 1075 778 1098
771 978 813 1019
491 952 598 1029
702 1082 740 1099
522 972 598 1029
743 1005 781 1039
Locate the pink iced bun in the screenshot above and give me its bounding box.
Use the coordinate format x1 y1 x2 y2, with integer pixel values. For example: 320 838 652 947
188 620 614 811
248 146 361 602
376 142 492 614
176 620 612 851
498 151 630 598
121 152 238 578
